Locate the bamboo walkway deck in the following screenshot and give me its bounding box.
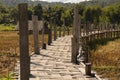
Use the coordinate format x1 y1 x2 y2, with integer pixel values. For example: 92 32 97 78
15 36 100 80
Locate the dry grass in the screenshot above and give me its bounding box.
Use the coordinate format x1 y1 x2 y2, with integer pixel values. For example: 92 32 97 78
0 29 71 78
90 39 120 80
0 31 48 77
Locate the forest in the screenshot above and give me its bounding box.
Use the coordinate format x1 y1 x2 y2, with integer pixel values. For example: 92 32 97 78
0 0 120 26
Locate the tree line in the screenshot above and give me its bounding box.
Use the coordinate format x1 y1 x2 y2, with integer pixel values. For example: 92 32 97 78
0 3 120 26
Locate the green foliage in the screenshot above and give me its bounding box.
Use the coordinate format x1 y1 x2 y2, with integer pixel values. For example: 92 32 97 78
102 4 120 24
9 7 18 24
80 0 120 8
52 5 64 26
0 0 120 26
88 37 119 51
28 7 33 20
0 24 15 31
83 6 102 23
61 9 73 26
0 73 15 80
33 4 43 20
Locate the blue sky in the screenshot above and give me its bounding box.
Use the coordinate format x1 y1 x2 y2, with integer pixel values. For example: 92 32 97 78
34 0 87 3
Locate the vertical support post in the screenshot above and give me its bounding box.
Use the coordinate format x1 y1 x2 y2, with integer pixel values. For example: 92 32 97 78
98 24 100 39
113 24 115 38
105 23 107 39
91 24 93 41
54 20 57 40
32 16 40 54
93 24 96 40
63 20 65 37
85 47 89 63
48 19 52 45
67 27 70 35
48 28 51 45
71 37 78 63
79 21 81 37
108 23 110 39
55 24 57 39
19 3 30 80
42 19 44 48
63 26 65 37
71 5 79 64
117 24 119 38
59 27 61 37
86 22 90 44
85 63 91 75
42 19 46 49
110 24 112 38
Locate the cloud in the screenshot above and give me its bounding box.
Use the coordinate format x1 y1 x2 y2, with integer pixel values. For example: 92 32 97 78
64 0 86 3
35 0 86 3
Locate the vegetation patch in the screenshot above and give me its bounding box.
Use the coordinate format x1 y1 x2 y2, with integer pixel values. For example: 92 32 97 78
0 31 49 78
0 24 15 31
89 38 120 80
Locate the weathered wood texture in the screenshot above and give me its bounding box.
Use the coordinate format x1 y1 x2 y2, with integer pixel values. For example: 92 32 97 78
54 20 57 40
42 19 46 49
18 3 30 80
71 5 79 63
48 19 52 45
32 16 40 54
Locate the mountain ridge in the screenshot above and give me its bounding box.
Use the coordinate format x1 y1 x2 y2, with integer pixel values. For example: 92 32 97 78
0 0 120 7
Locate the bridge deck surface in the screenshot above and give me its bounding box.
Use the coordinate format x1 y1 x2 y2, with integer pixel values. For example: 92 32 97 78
16 36 98 80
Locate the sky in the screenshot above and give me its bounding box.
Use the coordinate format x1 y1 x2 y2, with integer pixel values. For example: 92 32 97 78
33 0 87 3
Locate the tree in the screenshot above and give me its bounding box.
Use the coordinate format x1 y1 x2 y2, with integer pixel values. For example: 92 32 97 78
9 7 18 24
83 6 102 23
102 4 120 24
28 7 33 20
33 4 43 20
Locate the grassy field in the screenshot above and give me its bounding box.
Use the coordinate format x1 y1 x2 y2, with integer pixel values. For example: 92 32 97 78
0 24 120 79
90 39 120 80
0 30 48 78
0 24 15 31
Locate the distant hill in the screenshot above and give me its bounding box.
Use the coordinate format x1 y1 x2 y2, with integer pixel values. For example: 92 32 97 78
80 0 120 7
0 0 67 7
0 0 120 7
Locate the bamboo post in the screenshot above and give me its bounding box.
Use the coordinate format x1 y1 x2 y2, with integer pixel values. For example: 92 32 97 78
93 24 96 40
85 63 91 75
71 5 79 64
48 19 52 45
86 22 89 44
89 23 92 42
62 20 65 37
67 27 70 35
105 23 107 39
59 27 61 37
85 47 89 63
18 3 30 80
42 19 46 49
91 24 94 41
63 26 65 37
32 15 40 54
54 20 57 40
